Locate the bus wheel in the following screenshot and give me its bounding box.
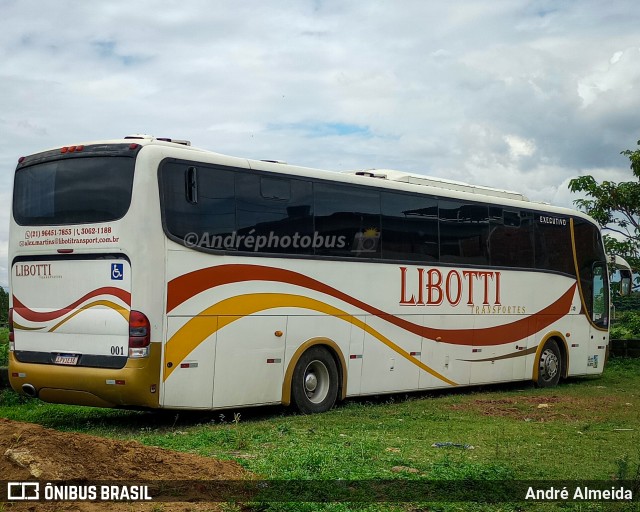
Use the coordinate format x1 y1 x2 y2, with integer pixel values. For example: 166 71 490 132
291 346 339 414
536 339 561 388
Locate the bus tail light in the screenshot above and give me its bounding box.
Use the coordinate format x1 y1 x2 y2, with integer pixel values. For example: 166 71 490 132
128 310 150 358
60 145 84 154
8 308 14 351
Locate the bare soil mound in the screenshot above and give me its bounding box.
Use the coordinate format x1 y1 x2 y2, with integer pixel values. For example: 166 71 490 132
1 417 252 511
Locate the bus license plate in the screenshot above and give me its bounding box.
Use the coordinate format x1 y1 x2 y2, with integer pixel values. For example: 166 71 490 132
54 354 79 366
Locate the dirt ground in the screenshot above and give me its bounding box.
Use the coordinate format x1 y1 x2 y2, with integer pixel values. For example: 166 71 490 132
1 417 253 511
448 393 630 422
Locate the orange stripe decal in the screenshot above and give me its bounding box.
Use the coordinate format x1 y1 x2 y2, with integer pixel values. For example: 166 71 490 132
167 264 576 347
13 287 131 322
13 322 45 331
48 300 130 332
164 293 458 386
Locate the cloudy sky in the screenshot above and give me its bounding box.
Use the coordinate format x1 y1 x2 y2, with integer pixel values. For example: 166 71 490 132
1 0 639 288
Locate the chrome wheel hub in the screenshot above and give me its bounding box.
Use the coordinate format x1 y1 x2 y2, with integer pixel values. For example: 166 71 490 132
540 350 559 380
305 373 318 393
303 360 330 404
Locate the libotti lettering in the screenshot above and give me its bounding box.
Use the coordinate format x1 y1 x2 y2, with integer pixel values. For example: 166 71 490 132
15 263 52 277
399 266 501 307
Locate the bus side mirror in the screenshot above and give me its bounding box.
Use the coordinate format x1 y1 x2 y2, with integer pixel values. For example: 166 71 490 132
620 274 632 296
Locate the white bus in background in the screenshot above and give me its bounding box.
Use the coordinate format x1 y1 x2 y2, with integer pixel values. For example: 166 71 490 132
7 135 632 413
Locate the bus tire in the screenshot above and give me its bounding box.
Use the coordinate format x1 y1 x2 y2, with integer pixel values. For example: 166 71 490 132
535 339 562 388
291 346 339 414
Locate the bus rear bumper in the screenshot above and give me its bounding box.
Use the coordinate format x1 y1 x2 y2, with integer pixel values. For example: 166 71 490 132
8 342 162 409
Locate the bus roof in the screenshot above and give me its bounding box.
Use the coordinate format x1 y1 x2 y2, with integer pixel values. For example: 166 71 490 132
19 135 594 224
342 169 530 202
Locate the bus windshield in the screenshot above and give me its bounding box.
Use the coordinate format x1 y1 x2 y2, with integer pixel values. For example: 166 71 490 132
13 156 135 226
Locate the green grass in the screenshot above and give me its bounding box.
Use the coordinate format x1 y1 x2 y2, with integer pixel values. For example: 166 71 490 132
1 359 640 511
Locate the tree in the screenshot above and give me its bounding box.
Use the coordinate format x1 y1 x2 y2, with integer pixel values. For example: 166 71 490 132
569 139 640 276
0 287 7 326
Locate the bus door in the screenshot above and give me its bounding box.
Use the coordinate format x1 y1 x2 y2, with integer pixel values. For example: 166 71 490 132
470 314 528 384
212 314 287 408
162 315 217 408
360 314 421 394
346 315 364 396
586 262 609 374
162 313 288 409
420 314 471 390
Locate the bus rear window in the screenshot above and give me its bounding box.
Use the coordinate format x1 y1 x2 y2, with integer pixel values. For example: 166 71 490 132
13 157 135 225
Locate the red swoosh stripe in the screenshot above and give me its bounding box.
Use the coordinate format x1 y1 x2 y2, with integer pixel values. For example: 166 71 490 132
13 287 131 323
167 264 576 347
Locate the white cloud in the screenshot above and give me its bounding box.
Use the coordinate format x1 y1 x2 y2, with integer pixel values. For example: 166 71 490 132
504 135 536 159
1 0 639 288
0 188 8 289
578 47 640 108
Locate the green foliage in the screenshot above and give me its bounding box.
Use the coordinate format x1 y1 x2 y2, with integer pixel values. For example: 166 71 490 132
0 328 8 367
613 292 640 312
569 139 640 275
0 287 8 326
610 310 640 340
614 452 640 482
611 292 640 340
621 143 640 176
0 388 32 406
0 342 7 367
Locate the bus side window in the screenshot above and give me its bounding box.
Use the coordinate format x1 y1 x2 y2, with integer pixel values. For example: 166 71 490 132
236 172 313 255
380 191 438 261
534 216 574 276
439 200 490 266
260 176 291 201
489 208 534 268
314 183 381 258
161 162 235 244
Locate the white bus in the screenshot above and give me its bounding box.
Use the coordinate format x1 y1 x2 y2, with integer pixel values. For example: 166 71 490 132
7 135 630 413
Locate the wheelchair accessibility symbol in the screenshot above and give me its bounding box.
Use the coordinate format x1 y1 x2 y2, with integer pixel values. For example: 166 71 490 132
111 263 124 280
